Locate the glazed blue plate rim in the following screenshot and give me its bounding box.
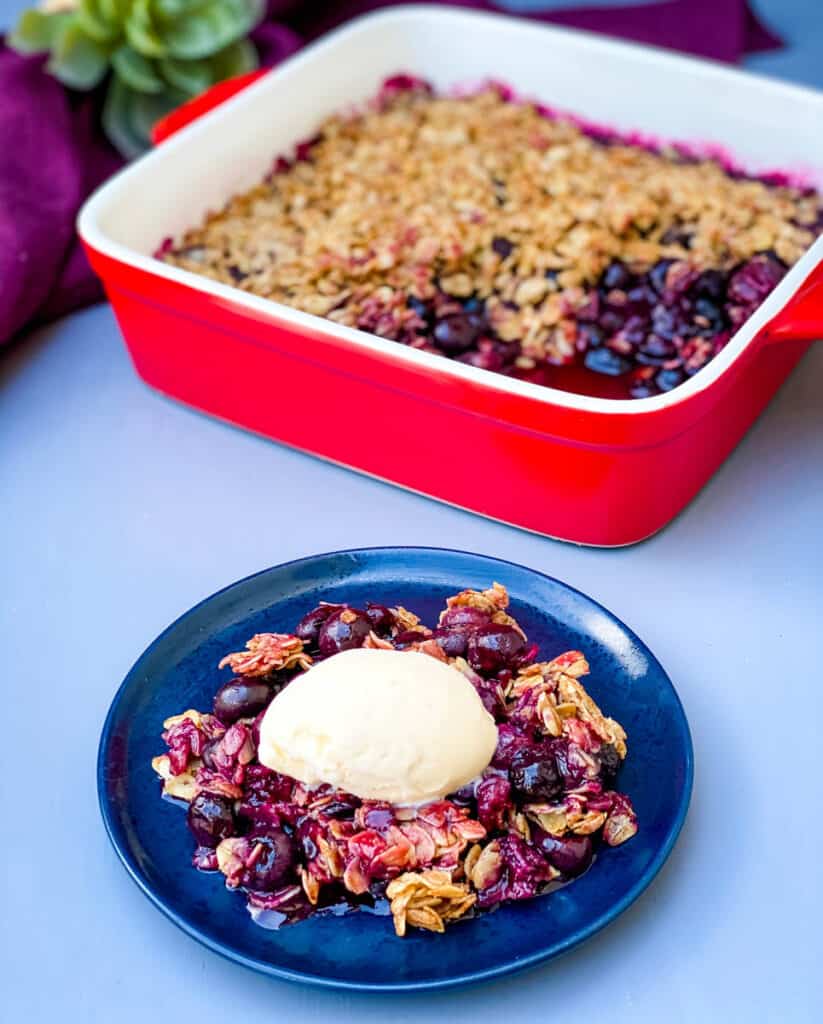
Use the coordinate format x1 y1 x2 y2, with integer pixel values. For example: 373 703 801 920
97 546 694 992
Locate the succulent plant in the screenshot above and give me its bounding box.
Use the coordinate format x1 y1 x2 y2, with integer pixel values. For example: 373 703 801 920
10 0 264 157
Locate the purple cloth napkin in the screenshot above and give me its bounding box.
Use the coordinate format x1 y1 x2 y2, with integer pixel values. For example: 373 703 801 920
0 1 781 346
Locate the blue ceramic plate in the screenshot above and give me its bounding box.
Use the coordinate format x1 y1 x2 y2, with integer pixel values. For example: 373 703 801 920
98 547 692 991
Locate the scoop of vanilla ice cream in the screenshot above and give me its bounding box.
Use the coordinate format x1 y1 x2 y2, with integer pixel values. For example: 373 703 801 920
257 647 497 804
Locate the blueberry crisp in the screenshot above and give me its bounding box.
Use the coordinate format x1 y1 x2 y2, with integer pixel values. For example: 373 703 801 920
158 76 821 400
152 583 638 936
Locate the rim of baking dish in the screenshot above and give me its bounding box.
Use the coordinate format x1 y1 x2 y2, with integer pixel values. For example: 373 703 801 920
78 4 823 418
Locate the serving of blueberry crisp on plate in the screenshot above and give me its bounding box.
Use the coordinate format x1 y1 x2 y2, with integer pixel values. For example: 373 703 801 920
152 583 638 937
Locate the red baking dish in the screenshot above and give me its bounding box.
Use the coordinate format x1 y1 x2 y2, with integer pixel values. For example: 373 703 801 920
78 5 823 546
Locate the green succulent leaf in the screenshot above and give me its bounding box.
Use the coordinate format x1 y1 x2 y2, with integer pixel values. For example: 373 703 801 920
157 54 214 95
125 0 167 58
8 10 70 54
130 85 187 142
14 0 262 137
209 37 258 80
112 44 164 93
153 0 205 21
163 0 263 60
157 37 256 95
103 76 151 158
47 21 110 90
77 0 121 44
99 0 132 23
103 75 185 158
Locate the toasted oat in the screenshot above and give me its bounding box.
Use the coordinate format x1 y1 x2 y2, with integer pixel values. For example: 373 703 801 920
466 840 504 890
299 866 322 905
511 651 587 696
511 652 627 757
390 606 429 634
442 582 510 618
386 869 476 936
218 633 312 676
151 754 200 801
568 810 608 835
603 809 639 846
363 629 446 661
536 691 563 736
462 843 481 880
215 837 248 884
556 672 628 758
362 630 394 650
527 806 568 837
162 708 206 731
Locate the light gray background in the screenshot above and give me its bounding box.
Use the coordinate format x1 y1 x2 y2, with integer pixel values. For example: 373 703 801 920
2 1 821 1020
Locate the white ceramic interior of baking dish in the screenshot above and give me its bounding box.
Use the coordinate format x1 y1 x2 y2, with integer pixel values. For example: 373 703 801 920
78 4 823 414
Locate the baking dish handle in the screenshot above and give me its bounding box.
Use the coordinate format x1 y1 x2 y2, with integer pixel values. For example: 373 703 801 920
762 263 823 344
151 69 268 145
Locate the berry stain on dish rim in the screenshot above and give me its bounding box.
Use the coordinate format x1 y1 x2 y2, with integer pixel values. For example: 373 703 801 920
152 583 638 938
157 74 823 401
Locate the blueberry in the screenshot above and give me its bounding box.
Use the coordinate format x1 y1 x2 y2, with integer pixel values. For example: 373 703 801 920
655 368 686 392
728 255 784 305
407 296 431 321
439 606 491 629
535 832 593 876
318 608 372 656
457 349 505 371
491 236 514 258
509 748 563 801
619 315 647 347
433 313 484 354
693 269 727 302
476 775 512 830
584 347 631 376
629 378 658 398
467 624 526 673
365 603 394 635
392 630 426 649
626 283 657 308
694 296 724 327
649 259 674 295
602 260 632 290
598 310 625 334
244 832 294 891
598 742 621 783
636 334 676 365
214 679 272 723
660 225 693 248
187 793 236 847
651 303 677 340
433 628 468 658
295 605 339 646
576 324 605 351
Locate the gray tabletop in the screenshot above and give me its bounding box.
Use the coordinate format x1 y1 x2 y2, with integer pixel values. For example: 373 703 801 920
3 1 822 1020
